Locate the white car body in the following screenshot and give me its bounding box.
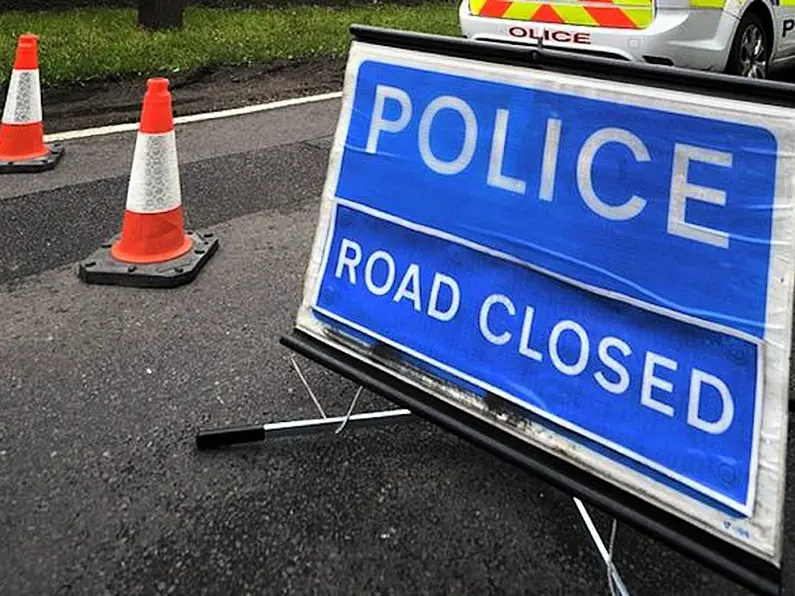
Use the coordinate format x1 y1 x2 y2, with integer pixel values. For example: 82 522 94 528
459 0 795 76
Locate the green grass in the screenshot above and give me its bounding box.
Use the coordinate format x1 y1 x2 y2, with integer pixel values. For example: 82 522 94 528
0 4 460 86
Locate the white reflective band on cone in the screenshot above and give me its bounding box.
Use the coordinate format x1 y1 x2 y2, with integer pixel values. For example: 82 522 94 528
2 69 42 125
125 131 182 214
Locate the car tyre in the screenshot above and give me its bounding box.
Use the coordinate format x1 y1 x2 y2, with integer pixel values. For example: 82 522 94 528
725 11 771 79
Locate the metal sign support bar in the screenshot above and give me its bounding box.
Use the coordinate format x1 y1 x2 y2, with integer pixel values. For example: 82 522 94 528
195 355 413 450
195 410 414 450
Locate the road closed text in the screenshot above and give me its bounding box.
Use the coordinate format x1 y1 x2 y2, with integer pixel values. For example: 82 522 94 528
315 205 760 511
333 235 737 436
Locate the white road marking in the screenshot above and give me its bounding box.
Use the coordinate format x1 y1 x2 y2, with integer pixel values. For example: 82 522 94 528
43 91 343 142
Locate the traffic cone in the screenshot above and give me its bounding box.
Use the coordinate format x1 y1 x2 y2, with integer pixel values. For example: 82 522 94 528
78 78 218 288
0 33 64 174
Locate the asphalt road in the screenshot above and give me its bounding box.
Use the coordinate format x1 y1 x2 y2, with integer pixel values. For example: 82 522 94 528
1 97 793 596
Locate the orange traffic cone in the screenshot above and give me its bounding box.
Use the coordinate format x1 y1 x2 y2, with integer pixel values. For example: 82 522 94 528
0 33 64 174
78 78 218 288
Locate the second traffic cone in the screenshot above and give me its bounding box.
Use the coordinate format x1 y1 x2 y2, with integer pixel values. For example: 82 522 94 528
78 78 218 288
0 33 64 174
112 77 193 265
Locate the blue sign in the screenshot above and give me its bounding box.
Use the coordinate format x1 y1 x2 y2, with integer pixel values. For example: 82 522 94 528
304 49 786 520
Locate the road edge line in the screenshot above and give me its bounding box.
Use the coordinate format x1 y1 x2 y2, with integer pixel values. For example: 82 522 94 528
44 91 343 142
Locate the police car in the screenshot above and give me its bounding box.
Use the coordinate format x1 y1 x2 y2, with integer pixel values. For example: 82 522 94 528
459 0 795 78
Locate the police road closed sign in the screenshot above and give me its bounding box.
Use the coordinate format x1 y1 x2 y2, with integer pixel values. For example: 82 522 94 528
294 39 795 566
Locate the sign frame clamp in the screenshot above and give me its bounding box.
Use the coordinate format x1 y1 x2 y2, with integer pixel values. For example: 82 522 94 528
194 355 413 450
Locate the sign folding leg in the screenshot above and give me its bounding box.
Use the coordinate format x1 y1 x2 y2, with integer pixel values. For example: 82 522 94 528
574 497 631 596
195 355 413 450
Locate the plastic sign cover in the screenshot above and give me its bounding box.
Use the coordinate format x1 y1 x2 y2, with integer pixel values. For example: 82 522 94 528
295 40 795 563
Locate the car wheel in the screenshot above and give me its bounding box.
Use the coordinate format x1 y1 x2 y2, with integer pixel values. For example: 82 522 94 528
725 12 770 79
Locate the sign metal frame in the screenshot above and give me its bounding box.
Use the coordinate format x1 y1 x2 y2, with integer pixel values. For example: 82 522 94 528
276 25 794 596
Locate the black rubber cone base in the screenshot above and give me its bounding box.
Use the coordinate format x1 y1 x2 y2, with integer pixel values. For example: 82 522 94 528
78 230 219 288
0 142 65 174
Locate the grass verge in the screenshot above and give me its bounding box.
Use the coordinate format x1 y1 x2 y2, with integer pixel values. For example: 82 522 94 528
0 4 460 86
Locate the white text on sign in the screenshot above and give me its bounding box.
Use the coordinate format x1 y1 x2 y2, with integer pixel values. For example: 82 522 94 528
364 84 732 249
335 237 737 436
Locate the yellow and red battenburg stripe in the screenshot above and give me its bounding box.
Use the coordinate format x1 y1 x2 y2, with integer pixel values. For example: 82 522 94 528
469 0 654 30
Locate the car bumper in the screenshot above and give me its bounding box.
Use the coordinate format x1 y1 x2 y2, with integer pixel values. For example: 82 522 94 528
459 3 740 72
